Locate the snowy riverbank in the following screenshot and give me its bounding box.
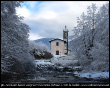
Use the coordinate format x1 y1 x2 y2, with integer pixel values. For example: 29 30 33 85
35 59 109 79
73 71 109 79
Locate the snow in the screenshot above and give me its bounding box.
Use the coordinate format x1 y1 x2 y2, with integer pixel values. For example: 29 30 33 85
27 77 46 81
35 60 54 66
53 54 67 58
36 77 46 80
36 61 52 65
73 71 109 79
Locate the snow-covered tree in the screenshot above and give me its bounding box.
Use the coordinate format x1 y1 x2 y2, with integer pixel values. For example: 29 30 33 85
29 40 49 52
86 3 98 47
29 40 52 59
70 3 109 72
1 1 36 76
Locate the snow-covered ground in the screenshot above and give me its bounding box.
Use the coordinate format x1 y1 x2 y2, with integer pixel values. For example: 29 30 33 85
35 59 81 73
50 55 78 66
35 60 55 69
35 60 53 65
73 71 109 79
35 56 109 80
53 54 67 58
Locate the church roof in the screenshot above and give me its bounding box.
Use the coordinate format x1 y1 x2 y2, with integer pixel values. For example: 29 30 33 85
49 38 64 43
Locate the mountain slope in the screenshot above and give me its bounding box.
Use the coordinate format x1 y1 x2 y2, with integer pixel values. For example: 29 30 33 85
34 38 55 49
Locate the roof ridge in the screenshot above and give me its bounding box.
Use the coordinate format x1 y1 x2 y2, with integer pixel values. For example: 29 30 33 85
49 38 64 42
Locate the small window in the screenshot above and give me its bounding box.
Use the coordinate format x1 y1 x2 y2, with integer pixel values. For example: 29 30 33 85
56 42 59 46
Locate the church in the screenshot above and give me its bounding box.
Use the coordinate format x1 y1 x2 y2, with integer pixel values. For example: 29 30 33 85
49 26 70 55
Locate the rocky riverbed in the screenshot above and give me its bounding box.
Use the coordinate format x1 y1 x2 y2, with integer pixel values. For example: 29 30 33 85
2 71 109 84
2 62 109 84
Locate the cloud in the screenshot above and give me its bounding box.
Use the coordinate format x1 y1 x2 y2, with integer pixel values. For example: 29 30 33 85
16 5 31 18
16 1 108 40
28 33 43 40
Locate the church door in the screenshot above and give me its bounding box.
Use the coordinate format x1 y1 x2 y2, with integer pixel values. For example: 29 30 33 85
56 51 59 55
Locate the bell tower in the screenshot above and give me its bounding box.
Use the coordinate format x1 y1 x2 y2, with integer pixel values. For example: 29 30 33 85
63 25 69 55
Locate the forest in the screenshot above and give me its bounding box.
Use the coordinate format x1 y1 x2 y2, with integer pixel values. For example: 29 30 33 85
69 3 109 72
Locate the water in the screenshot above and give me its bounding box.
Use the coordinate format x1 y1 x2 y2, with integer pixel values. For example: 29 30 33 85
1 63 109 84
2 71 109 84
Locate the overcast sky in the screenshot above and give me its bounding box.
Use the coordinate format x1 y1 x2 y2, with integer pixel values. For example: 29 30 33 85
16 1 108 40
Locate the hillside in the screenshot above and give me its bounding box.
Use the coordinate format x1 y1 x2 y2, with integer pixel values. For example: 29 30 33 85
34 38 55 50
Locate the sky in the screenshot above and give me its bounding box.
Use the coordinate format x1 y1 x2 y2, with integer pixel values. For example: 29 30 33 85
16 1 108 40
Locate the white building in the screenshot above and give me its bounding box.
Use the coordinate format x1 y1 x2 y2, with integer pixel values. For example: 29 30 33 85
49 26 70 55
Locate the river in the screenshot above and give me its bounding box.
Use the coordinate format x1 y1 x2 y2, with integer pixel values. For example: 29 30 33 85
2 70 109 84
